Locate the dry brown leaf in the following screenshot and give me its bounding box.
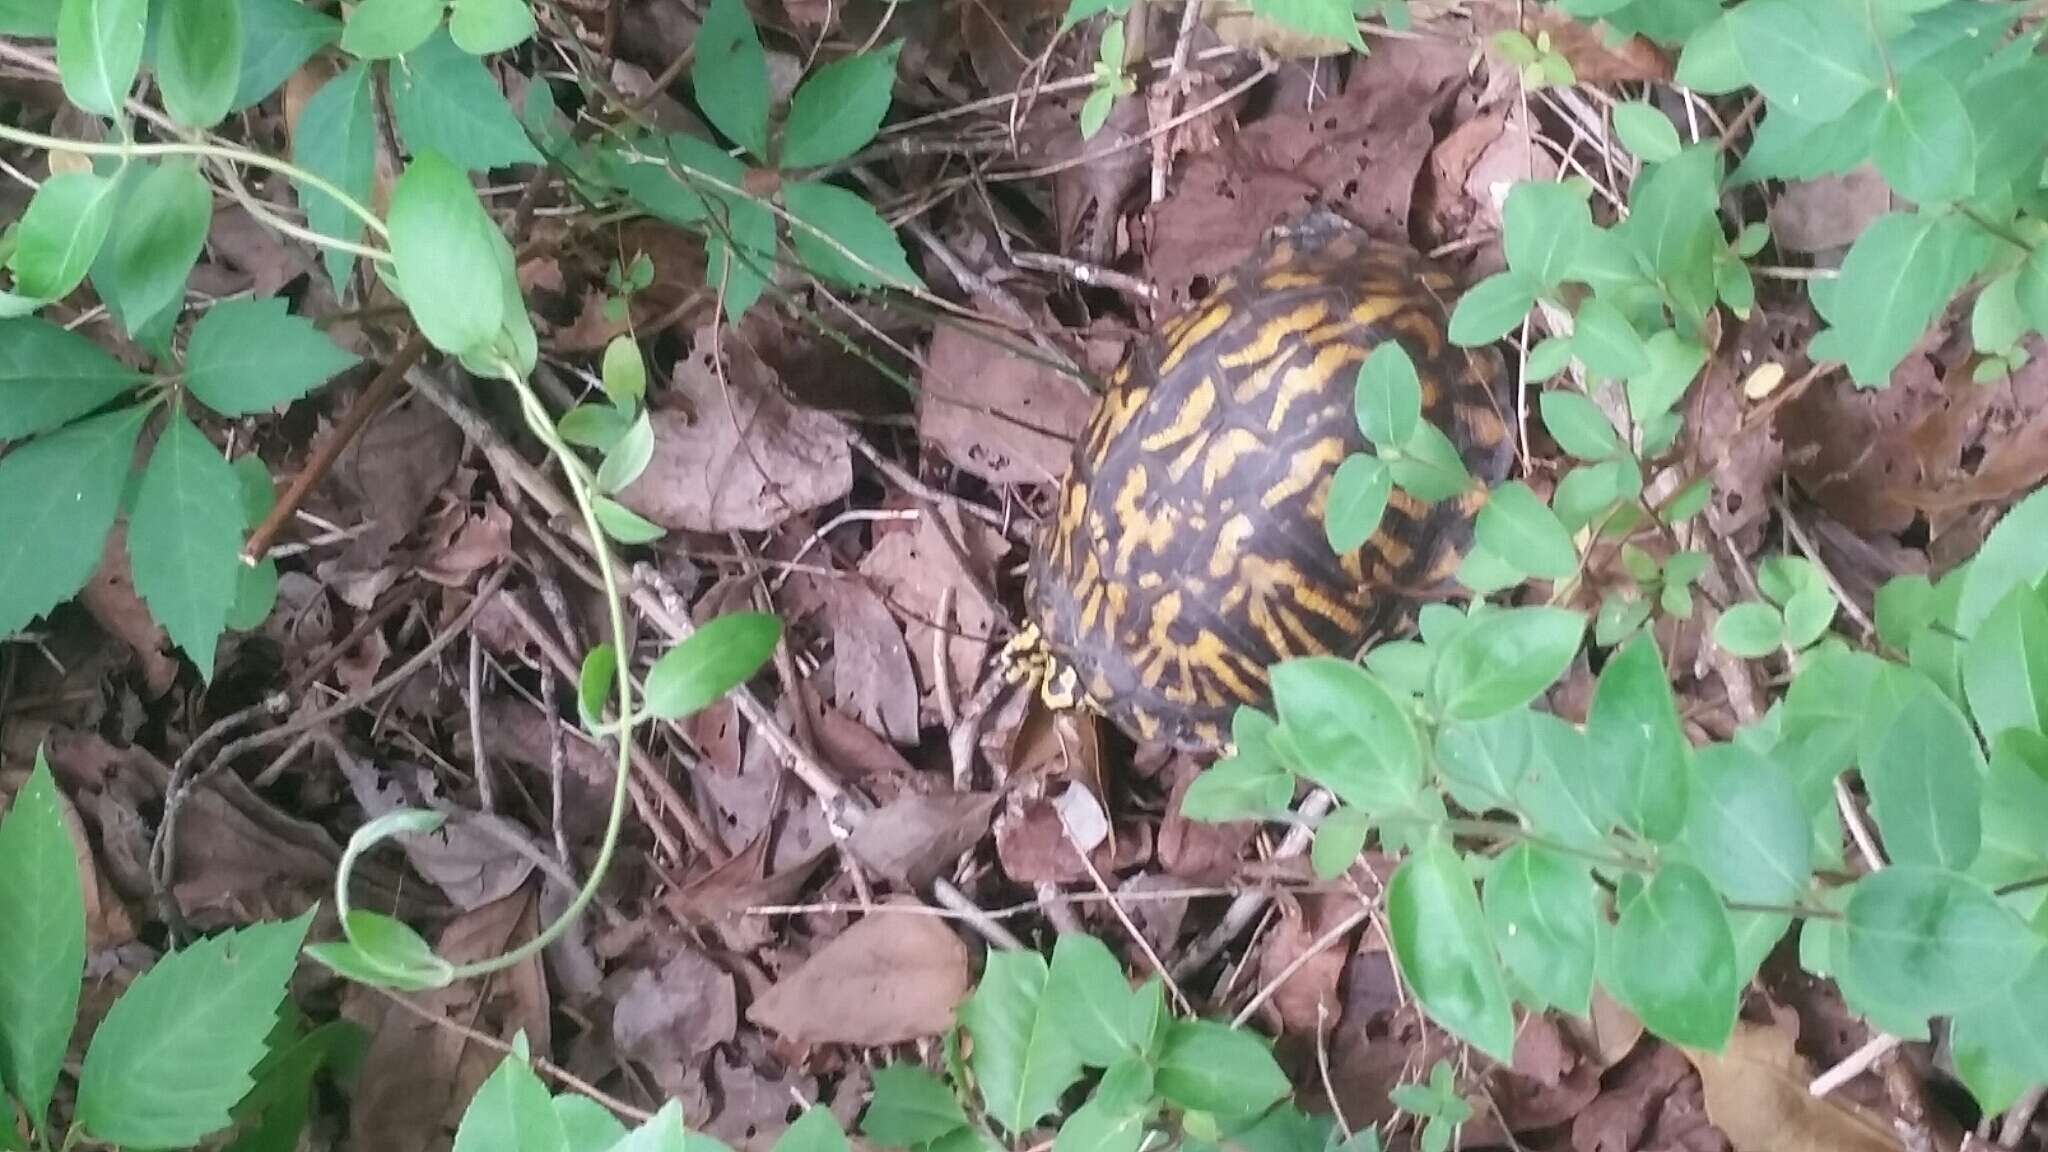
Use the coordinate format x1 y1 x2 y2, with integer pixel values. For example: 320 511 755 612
328 395 464 574
1253 893 1356 1038
619 327 852 532
1472 0 1674 84
918 322 1094 488
418 499 513 587
665 834 834 946
846 790 1001 888
858 507 1006 726
612 946 739 1098
747 898 973 1046
333 745 537 910
1685 1021 1902 1152
1156 757 1255 880
1769 168 1892 254
1572 1043 1697 1152
817 581 920 745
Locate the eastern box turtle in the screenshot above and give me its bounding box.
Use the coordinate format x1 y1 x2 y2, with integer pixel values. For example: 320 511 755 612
1013 221 1513 751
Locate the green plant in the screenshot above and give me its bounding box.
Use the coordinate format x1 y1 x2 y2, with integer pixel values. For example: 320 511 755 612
0 749 348 1152
1081 23 1136 141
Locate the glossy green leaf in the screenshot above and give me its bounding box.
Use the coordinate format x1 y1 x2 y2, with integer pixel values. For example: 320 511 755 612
643 612 781 720
693 0 769 157
783 180 921 290
1682 742 1811 904
1875 68 1976 205
862 1065 969 1147
387 152 506 356
1356 343 1421 449
1446 271 1536 347
0 406 147 639
92 160 211 335
186 298 360 416
338 0 439 59
75 911 315 1149
0 750 86 1128
1842 866 2040 1020
1587 632 1689 842
958 951 1083 1134
290 62 375 294
1325 453 1392 554
389 30 543 171
10 170 120 303
781 43 902 168
1475 481 1576 581
1482 842 1597 1016
158 0 243 127
1386 835 1515 1062
1154 1020 1290 1119
447 0 534 53
56 0 146 116
1435 709 1533 813
129 413 246 677
1432 607 1584 722
1271 657 1423 812
0 317 144 440
231 0 340 112
1044 934 1141 1068
1607 863 1737 1049
1538 390 1619 461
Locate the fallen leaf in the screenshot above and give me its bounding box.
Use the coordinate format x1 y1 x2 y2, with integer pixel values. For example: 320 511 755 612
1253 893 1357 1038
918 322 1094 488
1156 758 1256 881
846 790 1001 888
332 743 537 911
79 524 180 699
816 581 920 745
1572 1043 1695 1152
858 507 1007 726
747 898 973 1046
1769 167 1892 255
619 326 853 532
612 946 739 1098
1685 1021 1902 1152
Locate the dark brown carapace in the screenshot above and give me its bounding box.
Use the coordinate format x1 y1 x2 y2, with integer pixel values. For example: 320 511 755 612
1016 227 1513 752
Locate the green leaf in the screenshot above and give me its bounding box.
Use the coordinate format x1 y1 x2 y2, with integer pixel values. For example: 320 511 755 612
959 951 1084 1134
1386 835 1516 1062
1053 1079 1152 1152
1682 742 1811 905
694 0 769 158
577 644 616 730
1154 1020 1291 1118
1432 607 1585 722
1725 0 1883 123
1587 632 1689 842
447 0 533 53
291 62 375 294
389 30 543 172
1325 453 1392 554
186 298 360 416
1483 843 1596 1016
317 910 452 989
1813 211 1989 388
703 195 775 320
1183 711 1294 821
1713 602 1783 657
9 170 120 303
1619 146 1722 330
1436 710 1533 812
75 911 314 1149
1948 951 2048 1093
558 403 632 451
231 0 340 112
1447 271 1537 346
1247 0 1366 49
595 409 654 494
781 43 902 169
2017 246 2048 338
643 612 781 720
1875 68 1976 205
1862 666 1983 871
91 160 210 336
1612 100 1680 163
1570 297 1649 380
593 496 666 545
388 152 506 356
604 132 749 228
0 317 145 440
1311 806 1372 880
1271 657 1423 812
0 406 147 639
1962 584 2048 740
1978 730 2048 889
450 1047 565 1152
601 335 646 409
0 750 86 1128
1842 866 2041 1021
1958 488 2048 635
1044 934 1140 1068
862 1065 969 1147
1502 181 1591 288
57 0 146 116
783 180 922 290
1625 329 1707 419
1474 482 1576 581
338 0 439 59
554 1096 631 1152
158 0 243 128
1607 863 1737 1049
0 0 56 34
1356 343 1421 449
129 412 246 676
1539 390 1619 461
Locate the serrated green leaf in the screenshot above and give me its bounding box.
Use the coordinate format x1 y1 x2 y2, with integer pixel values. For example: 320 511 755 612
694 0 769 158
0 750 86 1128
158 0 243 128
1432 607 1585 722
0 317 145 440
554 1096 630 1152
783 180 921 290
338 0 438 59
1447 271 1536 347
1271 657 1423 812
450 1047 565 1152
1587 632 1688 842
781 43 902 169
861 1065 968 1147
390 30 542 172
9 170 120 303
186 298 360 416
1608 863 1736 1048
0 406 146 639
231 0 340 111
1356 343 1421 448
91 160 210 336
1246 0 1366 49
1475 481 1576 581
1154 1020 1290 1118
1875 68 1976 205
129 412 246 676
1044 934 1141 1068
1324 453 1391 554
1612 100 1681 163
1482 843 1596 1016
707 196 779 320
1538 390 1619 461
75 911 314 1149
1842 866 2040 1021
1682 742 1811 905
959 951 1084 1134
1387 835 1516 1062
643 612 781 720
56 0 145 116
290 62 375 295
447 0 533 53
604 132 748 228
773 1107 846 1152
388 152 506 356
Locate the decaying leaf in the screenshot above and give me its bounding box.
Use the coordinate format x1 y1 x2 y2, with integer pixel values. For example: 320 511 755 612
918 322 1094 488
846 790 1001 888
1686 1022 1902 1152
747 898 973 1046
